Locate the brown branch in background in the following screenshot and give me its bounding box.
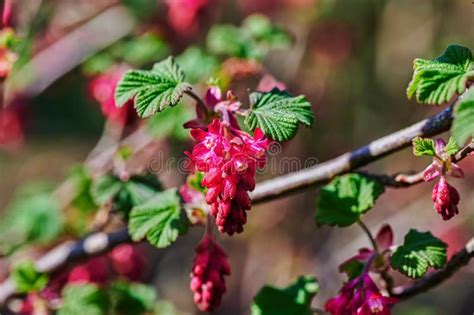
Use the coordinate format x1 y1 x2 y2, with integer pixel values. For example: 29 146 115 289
4 5 136 104
392 237 474 299
250 103 454 203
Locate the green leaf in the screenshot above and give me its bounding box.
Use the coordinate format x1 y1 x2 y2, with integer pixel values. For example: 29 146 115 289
114 56 191 118
12 261 48 293
58 284 108 315
315 174 385 227
412 137 436 156
176 46 219 84
82 53 114 75
407 45 473 105
128 188 188 248
391 229 447 279
452 87 474 145
109 281 156 315
68 166 97 213
207 15 291 61
207 24 249 58
444 137 459 156
0 183 63 246
92 174 162 216
241 14 291 49
110 32 169 67
251 276 319 315
245 89 313 142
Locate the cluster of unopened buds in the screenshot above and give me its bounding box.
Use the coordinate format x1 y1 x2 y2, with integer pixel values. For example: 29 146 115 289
326 225 397 315
422 139 463 220
187 86 269 235
190 234 231 312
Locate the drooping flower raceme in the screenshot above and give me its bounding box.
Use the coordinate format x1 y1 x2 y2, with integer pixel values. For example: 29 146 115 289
188 119 268 235
422 139 463 220
325 273 397 315
190 234 230 312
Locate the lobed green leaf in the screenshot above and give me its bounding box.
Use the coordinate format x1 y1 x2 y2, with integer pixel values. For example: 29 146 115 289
390 229 447 279
412 137 436 157
92 174 162 217
58 284 108 315
245 88 313 142
128 188 188 248
452 87 474 145
12 261 48 294
315 174 385 227
114 57 191 118
444 137 460 156
251 276 319 315
407 45 473 105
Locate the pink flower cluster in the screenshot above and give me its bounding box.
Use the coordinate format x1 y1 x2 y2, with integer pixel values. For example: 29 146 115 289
189 119 268 235
325 274 397 315
423 139 463 220
190 234 230 312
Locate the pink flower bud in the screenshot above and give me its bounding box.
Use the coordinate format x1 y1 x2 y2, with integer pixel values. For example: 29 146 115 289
432 176 460 220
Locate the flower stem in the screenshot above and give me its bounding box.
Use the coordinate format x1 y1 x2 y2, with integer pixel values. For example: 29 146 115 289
185 89 210 118
357 219 379 253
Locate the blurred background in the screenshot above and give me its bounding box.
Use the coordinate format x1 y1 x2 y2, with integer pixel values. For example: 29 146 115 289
0 0 473 314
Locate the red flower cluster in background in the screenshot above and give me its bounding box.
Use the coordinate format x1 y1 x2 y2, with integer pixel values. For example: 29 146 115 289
190 234 230 312
18 244 145 315
88 67 135 126
166 0 209 35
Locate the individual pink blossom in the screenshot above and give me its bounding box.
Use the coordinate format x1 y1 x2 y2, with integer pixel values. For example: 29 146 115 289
256 74 287 92
108 244 145 281
180 180 209 225
432 176 460 221
325 273 397 315
422 139 463 220
190 234 230 312
166 0 209 35
67 257 109 285
188 119 268 235
339 225 393 275
422 139 463 182
88 67 134 125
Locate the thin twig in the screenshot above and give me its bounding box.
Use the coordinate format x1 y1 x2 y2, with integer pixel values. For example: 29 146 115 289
357 219 379 253
185 89 209 118
359 142 474 188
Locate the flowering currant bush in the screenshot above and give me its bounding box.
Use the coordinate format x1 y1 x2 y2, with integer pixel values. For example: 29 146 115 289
0 2 473 315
